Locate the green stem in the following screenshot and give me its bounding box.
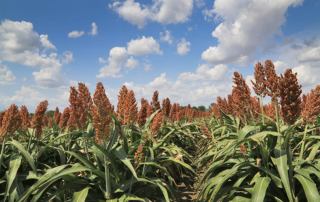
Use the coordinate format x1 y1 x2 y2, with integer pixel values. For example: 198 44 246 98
299 122 308 161
27 129 35 152
0 139 5 172
274 99 280 133
83 130 90 160
260 94 265 125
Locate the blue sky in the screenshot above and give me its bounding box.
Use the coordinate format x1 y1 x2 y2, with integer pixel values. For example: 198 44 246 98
0 0 319 112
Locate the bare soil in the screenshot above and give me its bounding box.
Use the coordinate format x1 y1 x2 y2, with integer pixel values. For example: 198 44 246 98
176 168 206 202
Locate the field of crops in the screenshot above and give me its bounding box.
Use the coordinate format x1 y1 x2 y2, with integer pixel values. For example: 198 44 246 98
1 60 320 202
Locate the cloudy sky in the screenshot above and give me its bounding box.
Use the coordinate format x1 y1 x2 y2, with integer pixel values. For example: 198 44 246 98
0 0 319 112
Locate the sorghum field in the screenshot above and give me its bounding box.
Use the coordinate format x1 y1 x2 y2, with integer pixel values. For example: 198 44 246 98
1 60 320 202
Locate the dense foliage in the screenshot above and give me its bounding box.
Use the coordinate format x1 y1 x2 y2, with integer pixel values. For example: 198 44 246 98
0 60 320 202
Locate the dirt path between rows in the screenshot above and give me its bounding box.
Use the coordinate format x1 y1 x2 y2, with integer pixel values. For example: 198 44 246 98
176 168 206 201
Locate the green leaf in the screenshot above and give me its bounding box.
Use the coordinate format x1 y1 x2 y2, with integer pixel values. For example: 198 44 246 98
9 140 37 175
110 113 128 153
65 151 96 170
118 193 149 202
274 147 293 202
71 187 90 202
4 156 22 201
114 146 137 179
87 122 94 137
251 177 271 202
107 127 119 152
294 169 320 202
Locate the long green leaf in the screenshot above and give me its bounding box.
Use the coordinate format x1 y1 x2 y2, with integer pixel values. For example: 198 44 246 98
4 156 22 201
114 146 137 179
9 140 37 175
251 177 271 202
71 187 90 202
274 147 293 202
294 169 320 202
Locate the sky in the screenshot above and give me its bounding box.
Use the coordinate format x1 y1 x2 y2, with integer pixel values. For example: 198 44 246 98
0 0 320 112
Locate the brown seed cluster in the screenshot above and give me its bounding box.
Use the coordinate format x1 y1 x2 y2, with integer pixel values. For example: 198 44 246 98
151 91 161 111
134 142 145 164
20 105 31 132
78 82 93 112
301 85 320 126
138 98 148 127
59 107 70 132
279 69 302 125
117 85 128 124
264 60 280 101
31 100 48 139
54 107 61 125
0 104 21 143
162 98 171 118
89 82 113 143
200 124 211 139
251 62 267 97
239 143 247 154
123 90 138 127
48 117 53 128
151 111 162 137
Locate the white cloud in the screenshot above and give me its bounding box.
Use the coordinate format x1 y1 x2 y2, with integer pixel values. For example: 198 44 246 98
160 30 173 45
195 0 205 7
0 60 16 84
22 77 27 82
99 57 107 64
122 72 232 108
33 66 64 89
201 0 304 65
144 63 152 71
89 22 98 36
0 86 71 111
298 46 320 63
68 30 85 38
0 20 70 89
187 27 193 32
178 64 229 82
96 47 128 78
39 34 56 52
62 51 74 64
274 60 289 74
127 36 162 56
292 64 319 87
124 56 139 69
110 0 193 28
177 38 191 55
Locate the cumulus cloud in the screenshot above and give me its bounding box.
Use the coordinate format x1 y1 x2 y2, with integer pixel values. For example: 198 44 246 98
178 64 228 82
0 60 16 84
201 0 304 65
0 86 72 111
0 20 70 88
127 36 162 56
68 30 85 38
124 56 139 69
122 72 232 108
96 47 128 78
99 57 107 64
292 64 319 87
160 30 173 45
195 0 205 7
110 0 193 28
274 60 289 74
39 34 56 52
177 38 191 55
62 51 74 64
298 46 320 63
89 22 98 36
